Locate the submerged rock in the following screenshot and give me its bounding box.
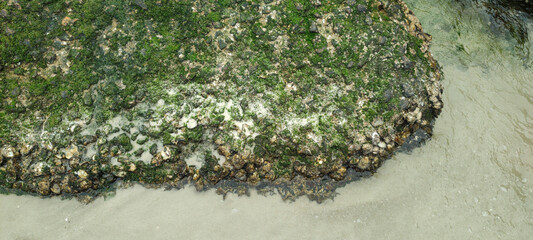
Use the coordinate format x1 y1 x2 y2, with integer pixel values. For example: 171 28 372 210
0 0 442 202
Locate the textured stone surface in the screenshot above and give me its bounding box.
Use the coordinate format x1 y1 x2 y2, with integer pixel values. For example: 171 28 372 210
0 0 442 202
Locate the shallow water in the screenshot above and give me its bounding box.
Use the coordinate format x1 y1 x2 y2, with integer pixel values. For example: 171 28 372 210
1 1 532 239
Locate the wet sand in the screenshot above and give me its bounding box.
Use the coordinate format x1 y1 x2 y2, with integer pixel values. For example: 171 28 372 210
1 1 532 239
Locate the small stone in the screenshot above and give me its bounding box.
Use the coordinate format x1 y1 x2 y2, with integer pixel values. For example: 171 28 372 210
213 22 223 29
149 144 158 155
357 157 370 169
378 142 387 149
160 146 171 160
135 0 148 10
362 143 373 153
357 4 367 13
371 131 380 145
383 90 392 102
402 83 415 97
61 16 76 26
128 163 136 172
51 184 61 195
400 99 409 110
347 61 355 69
218 39 227 50
372 118 384 127
365 16 373 25
0 9 7 18
187 118 198 129
76 170 89 179
379 36 387 45
20 143 34 156
1 146 16 158
309 22 318 33
65 145 79 159
30 162 46 177
38 178 50 196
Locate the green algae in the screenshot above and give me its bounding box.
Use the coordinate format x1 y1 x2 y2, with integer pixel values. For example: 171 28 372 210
0 0 442 202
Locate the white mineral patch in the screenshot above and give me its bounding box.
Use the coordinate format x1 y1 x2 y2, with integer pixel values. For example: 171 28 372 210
249 101 270 118
139 151 153 164
84 144 97 160
80 122 98 136
285 114 319 131
211 147 226 165
182 142 225 167
307 132 322 144
184 149 204 167
167 88 177 96
109 115 127 128
233 119 255 137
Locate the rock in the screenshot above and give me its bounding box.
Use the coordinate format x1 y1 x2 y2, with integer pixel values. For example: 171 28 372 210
30 162 46 177
135 0 148 10
402 83 415 97
187 118 198 129
400 99 410 110
357 4 367 13
372 118 384 127
0 0 442 202
362 143 373 153
347 61 355 69
365 16 372 25
19 143 34 156
1 146 17 159
128 163 136 172
61 16 76 26
160 146 172 160
0 9 7 18
309 22 319 33
213 22 223 29
76 170 89 179
218 39 227 50
379 36 387 45
38 178 50 195
65 145 79 159
51 183 61 195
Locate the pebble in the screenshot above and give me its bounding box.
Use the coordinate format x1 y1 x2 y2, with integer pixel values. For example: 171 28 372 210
362 143 373 153
402 83 415 97
357 4 367 13
76 170 89 179
160 146 171 160
187 118 198 129
372 118 384 127
31 162 46 176
309 22 318 33
65 145 79 159
218 39 227 50
1 146 16 158
135 0 148 10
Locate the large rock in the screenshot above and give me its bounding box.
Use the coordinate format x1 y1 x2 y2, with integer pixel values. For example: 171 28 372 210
0 0 442 202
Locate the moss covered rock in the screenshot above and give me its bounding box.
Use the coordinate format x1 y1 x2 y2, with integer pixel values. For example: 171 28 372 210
0 0 442 202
